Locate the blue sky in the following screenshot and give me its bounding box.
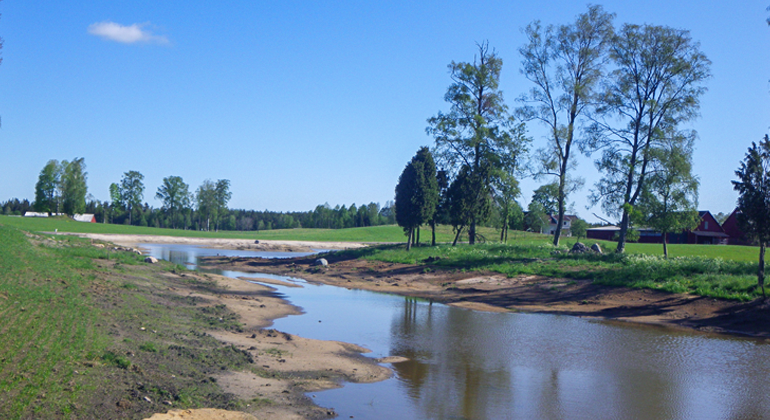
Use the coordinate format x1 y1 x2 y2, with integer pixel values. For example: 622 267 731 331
1 1 768 222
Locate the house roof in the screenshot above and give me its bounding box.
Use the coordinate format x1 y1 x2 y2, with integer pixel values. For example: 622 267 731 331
73 214 95 222
586 225 620 231
548 214 578 224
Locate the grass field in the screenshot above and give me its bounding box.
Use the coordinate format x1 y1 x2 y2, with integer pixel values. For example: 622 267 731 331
0 226 106 417
0 215 498 244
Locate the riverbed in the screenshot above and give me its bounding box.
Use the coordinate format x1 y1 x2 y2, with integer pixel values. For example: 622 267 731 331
143 243 770 420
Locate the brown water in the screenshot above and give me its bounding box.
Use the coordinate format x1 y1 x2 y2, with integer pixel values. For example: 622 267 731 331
145 244 770 420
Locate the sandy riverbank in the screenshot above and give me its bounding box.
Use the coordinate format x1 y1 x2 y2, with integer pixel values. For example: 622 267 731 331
139 266 392 420
200 253 770 339
61 234 387 419
60 232 367 253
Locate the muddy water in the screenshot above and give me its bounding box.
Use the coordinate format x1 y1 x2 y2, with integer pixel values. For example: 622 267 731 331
144 244 770 420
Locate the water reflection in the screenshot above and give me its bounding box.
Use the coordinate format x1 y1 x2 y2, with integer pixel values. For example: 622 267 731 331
369 296 770 420
140 243 320 270
142 244 770 420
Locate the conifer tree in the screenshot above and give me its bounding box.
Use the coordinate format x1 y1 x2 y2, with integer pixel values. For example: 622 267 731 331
733 135 770 298
395 147 439 250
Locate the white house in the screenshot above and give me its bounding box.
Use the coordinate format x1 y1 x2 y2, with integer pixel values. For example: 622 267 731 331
547 214 577 236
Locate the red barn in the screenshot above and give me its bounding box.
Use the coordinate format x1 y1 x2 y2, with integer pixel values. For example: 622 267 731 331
586 225 619 241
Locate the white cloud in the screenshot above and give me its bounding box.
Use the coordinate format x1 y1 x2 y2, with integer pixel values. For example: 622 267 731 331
88 21 169 45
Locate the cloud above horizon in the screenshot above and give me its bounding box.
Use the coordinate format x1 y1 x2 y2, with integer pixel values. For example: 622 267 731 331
88 21 169 45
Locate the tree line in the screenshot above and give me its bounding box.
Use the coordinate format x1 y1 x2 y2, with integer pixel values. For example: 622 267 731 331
396 5 710 255
10 162 397 231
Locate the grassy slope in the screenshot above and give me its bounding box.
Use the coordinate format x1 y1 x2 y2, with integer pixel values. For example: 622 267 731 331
0 226 104 417
0 223 262 419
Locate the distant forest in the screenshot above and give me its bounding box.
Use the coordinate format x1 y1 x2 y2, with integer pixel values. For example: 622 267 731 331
0 197 399 231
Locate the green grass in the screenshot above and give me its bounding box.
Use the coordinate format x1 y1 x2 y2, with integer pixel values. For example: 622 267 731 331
623 242 760 262
0 215 498 244
0 221 262 418
0 224 109 418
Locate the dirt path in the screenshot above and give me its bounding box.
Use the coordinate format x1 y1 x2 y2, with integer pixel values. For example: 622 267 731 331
200 253 770 339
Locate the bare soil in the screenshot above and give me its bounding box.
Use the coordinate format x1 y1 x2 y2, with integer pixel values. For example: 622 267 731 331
200 253 770 339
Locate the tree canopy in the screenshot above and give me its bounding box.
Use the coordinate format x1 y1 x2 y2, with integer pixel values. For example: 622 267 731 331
60 158 87 216
530 182 560 215
34 160 61 215
428 42 529 244
33 158 88 216
156 176 192 229
587 23 710 253
120 171 145 225
634 136 700 258
196 179 231 231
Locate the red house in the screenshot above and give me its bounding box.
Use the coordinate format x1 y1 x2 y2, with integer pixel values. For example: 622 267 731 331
586 211 729 245
722 209 751 245
664 211 729 245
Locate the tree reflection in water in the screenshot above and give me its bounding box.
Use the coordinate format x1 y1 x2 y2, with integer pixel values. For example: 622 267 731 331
389 297 512 419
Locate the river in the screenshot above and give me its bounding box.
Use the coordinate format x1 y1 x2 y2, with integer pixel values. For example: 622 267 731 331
142 243 770 420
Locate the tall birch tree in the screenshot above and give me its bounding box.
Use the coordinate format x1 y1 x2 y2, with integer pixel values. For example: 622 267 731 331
587 23 710 253
634 134 700 258
34 160 62 215
520 5 614 246
60 158 88 216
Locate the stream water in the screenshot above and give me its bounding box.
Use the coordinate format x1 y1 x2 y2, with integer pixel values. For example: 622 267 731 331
142 244 770 420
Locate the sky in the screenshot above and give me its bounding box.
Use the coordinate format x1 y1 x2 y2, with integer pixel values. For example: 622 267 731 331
1 1 768 223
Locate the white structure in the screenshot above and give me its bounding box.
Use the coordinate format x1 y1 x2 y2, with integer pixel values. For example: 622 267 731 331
547 214 577 236
73 214 96 223
24 211 63 217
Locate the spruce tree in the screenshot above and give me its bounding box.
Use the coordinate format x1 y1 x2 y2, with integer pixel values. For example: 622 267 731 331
733 135 770 298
